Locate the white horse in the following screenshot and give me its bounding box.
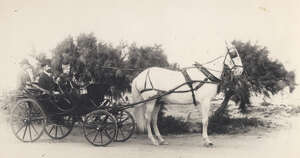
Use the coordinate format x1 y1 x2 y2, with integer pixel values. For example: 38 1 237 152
131 42 244 146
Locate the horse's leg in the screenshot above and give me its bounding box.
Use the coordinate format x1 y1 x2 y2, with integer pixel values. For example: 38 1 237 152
145 100 159 146
131 82 147 133
200 98 214 146
152 103 168 145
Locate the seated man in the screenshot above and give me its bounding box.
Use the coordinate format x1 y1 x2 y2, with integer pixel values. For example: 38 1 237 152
17 59 35 91
37 63 59 94
16 59 47 95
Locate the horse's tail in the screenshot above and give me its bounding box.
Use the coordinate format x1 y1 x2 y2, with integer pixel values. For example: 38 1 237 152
131 79 146 134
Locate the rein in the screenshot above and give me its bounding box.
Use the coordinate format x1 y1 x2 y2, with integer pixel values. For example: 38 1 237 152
95 55 226 72
138 47 243 106
182 55 224 72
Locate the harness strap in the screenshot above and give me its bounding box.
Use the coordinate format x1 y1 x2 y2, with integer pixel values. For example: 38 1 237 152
139 67 216 106
194 78 208 89
181 68 192 83
144 70 154 90
181 68 197 106
195 64 221 83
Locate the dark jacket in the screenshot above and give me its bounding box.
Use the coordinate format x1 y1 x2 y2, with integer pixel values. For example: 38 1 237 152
38 72 57 91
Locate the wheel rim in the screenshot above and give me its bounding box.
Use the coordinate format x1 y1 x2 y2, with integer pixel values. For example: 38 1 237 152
83 110 117 146
44 115 74 139
114 110 135 142
10 99 46 142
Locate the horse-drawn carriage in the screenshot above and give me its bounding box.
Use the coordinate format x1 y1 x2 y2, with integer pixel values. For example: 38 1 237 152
10 79 136 146
11 42 244 147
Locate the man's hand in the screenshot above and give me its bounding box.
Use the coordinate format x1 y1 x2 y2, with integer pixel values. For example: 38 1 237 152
53 91 60 95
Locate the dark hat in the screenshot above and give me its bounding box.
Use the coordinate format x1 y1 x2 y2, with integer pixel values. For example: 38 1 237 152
40 59 51 67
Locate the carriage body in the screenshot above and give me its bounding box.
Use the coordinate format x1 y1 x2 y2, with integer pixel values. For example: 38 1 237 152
10 80 136 146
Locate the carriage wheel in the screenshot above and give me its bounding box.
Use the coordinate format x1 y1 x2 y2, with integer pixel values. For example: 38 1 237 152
10 98 46 142
44 114 74 139
114 110 136 142
83 110 117 146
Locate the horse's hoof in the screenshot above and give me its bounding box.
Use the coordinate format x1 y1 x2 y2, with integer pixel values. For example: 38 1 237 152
150 140 160 146
159 140 169 145
204 142 214 147
153 142 160 146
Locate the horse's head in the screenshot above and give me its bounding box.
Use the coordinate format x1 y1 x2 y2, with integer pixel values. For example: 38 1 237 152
224 42 244 76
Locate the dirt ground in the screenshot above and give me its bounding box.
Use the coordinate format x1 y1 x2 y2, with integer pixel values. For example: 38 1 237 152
1 110 300 158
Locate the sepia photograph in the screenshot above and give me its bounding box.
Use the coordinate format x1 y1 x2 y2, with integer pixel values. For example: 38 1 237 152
1 0 299 158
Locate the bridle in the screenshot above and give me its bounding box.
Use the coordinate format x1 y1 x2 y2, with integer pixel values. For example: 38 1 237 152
223 46 243 71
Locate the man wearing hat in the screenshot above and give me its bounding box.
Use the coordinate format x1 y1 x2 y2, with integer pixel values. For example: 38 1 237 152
37 61 59 93
17 59 35 91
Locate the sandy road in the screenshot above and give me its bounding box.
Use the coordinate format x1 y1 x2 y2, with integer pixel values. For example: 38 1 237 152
0 115 300 158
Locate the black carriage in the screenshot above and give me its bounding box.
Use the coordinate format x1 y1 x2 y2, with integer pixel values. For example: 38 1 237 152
10 80 136 146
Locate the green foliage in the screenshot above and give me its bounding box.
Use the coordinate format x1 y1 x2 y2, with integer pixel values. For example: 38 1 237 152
157 102 189 134
125 44 169 81
51 36 77 75
157 101 265 135
31 33 170 98
126 44 168 69
168 62 181 71
208 116 265 134
218 41 296 113
232 41 296 97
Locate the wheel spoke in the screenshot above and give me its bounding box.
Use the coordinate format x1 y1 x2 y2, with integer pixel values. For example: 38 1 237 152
92 131 100 143
11 99 46 142
119 117 129 124
15 123 26 135
114 110 135 142
22 124 28 140
83 111 117 146
119 128 126 138
103 129 112 139
48 125 55 134
45 115 74 139
59 126 64 136
28 123 32 141
100 131 103 144
55 125 58 138
30 123 38 135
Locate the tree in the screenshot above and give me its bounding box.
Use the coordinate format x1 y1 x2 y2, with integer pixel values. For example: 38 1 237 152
125 43 169 81
215 41 296 116
32 33 170 99
49 33 130 96
51 36 77 76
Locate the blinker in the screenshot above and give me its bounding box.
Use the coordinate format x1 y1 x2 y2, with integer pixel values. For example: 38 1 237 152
228 48 238 58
